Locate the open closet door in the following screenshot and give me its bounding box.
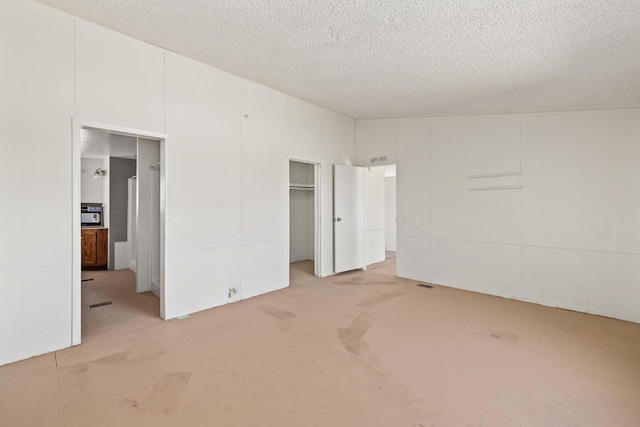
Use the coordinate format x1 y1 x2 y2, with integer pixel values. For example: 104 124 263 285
333 164 365 273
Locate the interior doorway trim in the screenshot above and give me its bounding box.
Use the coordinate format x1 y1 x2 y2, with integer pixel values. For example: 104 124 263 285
72 118 169 346
289 158 322 277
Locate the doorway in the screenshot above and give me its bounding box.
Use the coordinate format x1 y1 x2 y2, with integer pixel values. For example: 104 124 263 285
72 119 168 346
364 164 397 267
384 165 397 260
289 159 321 277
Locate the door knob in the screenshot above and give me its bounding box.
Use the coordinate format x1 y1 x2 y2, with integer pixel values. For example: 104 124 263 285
335 217 342 222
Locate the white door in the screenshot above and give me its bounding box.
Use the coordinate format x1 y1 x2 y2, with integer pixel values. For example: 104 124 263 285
333 164 365 273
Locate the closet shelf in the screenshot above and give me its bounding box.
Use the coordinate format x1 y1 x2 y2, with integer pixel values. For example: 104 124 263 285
289 183 315 191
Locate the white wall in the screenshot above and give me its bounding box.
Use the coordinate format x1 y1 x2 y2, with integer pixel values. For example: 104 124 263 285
164 60 352 315
365 167 386 265
164 54 243 313
75 22 165 132
355 120 397 166
355 112 640 324
0 0 74 366
80 158 105 203
0 0 354 365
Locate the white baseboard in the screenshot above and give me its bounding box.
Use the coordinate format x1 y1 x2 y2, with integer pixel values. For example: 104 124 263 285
151 279 160 298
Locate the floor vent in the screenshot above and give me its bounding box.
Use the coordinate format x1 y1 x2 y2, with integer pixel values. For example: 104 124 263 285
417 284 434 289
81 278 94 282
88 301 112 308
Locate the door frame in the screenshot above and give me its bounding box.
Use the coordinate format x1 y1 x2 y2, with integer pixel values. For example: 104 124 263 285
289 158 322 277
72 118 169 346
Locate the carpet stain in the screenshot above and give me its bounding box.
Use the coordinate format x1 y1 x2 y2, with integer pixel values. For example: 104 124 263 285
333 272 411 286
338 315 373 355
357 290 403 308
258 305 297 321
65 364 89 374
93 350 131 366
65 349 164 375
62 350 131 374
486 329 522 344
331 275 364 286
120 371 192 415
120 398 142 411
369 280 402 286
335 278 402 287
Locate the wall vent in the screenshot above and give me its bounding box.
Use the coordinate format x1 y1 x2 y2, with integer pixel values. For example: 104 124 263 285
370 156 388 164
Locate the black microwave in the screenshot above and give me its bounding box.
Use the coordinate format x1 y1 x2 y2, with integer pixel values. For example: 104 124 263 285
81 204 103 226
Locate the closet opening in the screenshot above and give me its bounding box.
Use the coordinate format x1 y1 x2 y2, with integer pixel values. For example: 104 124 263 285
289 159 321 278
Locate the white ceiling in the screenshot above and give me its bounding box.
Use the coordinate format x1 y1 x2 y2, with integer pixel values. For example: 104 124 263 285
37 0 640 119
81 128 137 159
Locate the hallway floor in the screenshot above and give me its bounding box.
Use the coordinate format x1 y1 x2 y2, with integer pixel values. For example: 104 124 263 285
1 258 640 426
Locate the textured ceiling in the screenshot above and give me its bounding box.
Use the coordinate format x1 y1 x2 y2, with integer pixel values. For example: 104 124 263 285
36 0 640 119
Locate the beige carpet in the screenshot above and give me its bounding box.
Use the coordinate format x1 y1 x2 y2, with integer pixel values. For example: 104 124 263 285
1 258 639 426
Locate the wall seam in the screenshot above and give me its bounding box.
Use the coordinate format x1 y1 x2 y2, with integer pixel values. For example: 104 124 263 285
404 235 640 256
163 54 167 134
519 114 524 286
72 19 77 341
0 263 73 275
428 118 433 284
73 20 76 117
239 81 245 298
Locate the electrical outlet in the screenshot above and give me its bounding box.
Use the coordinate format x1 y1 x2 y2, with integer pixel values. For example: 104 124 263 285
228 287 238 298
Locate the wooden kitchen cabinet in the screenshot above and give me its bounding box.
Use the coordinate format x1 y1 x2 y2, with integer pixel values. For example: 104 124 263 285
81 228 108 269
